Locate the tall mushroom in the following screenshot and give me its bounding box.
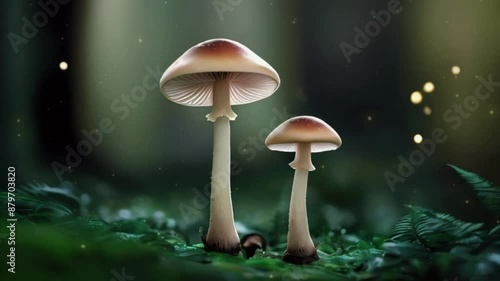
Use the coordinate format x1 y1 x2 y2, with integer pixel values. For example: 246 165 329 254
160 39 280 254
265 116 342 264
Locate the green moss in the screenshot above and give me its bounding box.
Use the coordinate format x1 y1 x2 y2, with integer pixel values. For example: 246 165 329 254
1 165 500 280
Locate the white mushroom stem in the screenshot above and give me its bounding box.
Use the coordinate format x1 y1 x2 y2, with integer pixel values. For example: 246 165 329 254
205 77 240 253
289 143 316 171
206 77 237 122
286 143 317 257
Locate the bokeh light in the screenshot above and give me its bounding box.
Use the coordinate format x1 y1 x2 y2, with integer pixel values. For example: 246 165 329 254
59 61 68 71
423 106 432 115
413 134 423 144
451 65 461 75
423 82 435 93
411 91 423 104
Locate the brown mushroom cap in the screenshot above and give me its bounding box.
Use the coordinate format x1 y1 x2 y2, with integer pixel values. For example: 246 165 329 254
160 38 280 107
265 116 342 152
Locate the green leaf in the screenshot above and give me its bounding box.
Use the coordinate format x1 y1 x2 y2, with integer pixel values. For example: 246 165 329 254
383 241 430 259
490 224 500 236
391 206 483 250
448 164 500 212
322 248 385 268
174 244 207 257
0 191 74 221
0 182 92 222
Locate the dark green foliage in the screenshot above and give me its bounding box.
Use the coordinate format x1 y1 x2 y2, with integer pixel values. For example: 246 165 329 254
448 164 500 213
0 183 86 222
1 165 500 280
391 206 483 250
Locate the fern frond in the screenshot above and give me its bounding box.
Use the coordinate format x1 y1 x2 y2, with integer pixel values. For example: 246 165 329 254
391 206 483 250
448 164 500 212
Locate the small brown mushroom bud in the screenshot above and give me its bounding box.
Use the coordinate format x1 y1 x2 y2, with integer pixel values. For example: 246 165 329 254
241 233 267 258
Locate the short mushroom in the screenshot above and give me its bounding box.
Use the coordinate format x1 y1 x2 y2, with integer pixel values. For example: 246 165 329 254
160 38 280 254
265 116 342 264
241 233 267 259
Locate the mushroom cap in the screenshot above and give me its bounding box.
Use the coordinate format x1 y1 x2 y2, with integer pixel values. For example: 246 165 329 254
160 38 280 107
265 116 342 153
241 233 267 258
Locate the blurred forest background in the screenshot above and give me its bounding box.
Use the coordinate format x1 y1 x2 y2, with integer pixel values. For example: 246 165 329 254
1 0 499 239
